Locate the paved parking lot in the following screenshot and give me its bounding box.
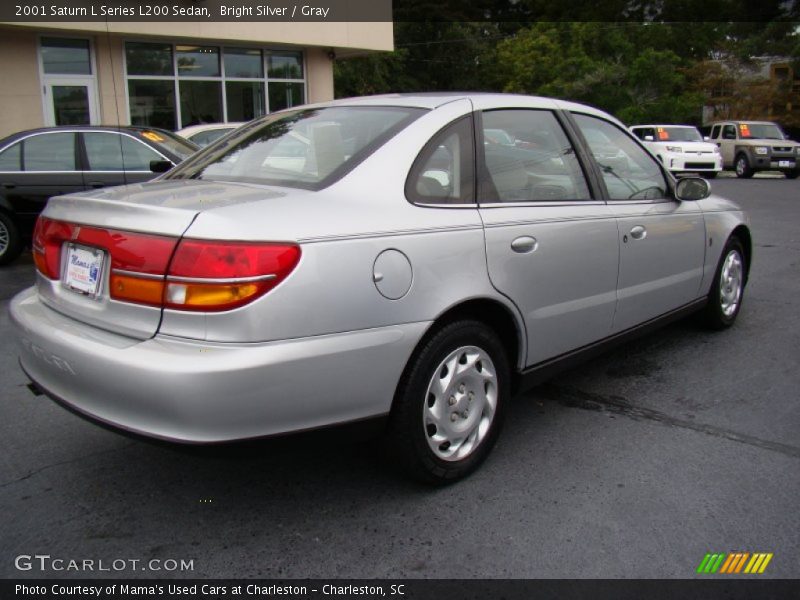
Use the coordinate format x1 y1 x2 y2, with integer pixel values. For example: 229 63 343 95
1 177 798 579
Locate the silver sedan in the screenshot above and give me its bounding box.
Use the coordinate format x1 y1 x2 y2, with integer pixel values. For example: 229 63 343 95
10 94 751 483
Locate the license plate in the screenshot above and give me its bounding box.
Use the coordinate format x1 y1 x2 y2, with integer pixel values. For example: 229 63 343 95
778 160 795 168
64 243 104 297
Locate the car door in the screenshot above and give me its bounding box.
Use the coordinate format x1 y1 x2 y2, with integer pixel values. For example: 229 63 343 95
476 107 620 366
1 132 85 230
571 113 707 332
80 131 164 189
719 124 738 168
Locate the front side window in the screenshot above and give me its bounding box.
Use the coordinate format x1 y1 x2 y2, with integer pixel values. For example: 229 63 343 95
573 114 667 201
481 110 591 202
166 106 423 190
83 133 162 171
24 133 76 171
711 125 721 139
633 127 655 141
406 116 475 205
0 142 22 171
722 125 737 140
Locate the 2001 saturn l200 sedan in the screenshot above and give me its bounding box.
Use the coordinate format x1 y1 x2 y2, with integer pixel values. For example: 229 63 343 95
10 94 751 483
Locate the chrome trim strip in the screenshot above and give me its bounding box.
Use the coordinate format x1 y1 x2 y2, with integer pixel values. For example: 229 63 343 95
111 269 164 281
166 274 277 284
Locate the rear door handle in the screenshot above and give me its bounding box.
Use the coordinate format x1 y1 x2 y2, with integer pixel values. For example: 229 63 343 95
511 236 538 253
629 225 647 240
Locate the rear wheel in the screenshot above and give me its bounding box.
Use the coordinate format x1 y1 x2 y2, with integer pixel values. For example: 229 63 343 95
702 236 746 330
385 320 510 484
735 154 754 178
0 212 22 266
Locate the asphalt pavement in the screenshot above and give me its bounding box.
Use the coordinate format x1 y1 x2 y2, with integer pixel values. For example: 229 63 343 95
1 176 798 579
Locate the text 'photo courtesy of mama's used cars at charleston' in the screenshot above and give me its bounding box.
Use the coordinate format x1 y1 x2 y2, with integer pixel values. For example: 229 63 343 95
630 125 722 178
10 94 752 483
707 120 800 178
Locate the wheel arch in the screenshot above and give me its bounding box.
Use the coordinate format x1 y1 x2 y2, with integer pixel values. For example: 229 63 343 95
393 297 526 411
730 224 752 284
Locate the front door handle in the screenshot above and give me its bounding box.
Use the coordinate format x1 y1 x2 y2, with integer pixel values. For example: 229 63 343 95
629 225 647 240
511 236 538 253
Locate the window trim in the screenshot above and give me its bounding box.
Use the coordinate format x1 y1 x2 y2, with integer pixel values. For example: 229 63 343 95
404 114 477 207
122 40 308 129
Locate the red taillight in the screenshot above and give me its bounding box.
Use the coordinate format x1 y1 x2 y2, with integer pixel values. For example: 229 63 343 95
32 217 300 312
164 240 301 311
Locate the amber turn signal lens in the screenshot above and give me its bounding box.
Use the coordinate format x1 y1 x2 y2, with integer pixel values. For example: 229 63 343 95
110 274 165 306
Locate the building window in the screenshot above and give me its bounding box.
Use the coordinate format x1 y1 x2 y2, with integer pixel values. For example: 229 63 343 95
125 42 306 130
41 37 92 75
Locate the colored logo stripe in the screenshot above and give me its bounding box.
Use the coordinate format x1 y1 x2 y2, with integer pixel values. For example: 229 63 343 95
697 552 773 574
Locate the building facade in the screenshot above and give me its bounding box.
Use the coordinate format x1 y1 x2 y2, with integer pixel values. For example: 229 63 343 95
0 20 393 139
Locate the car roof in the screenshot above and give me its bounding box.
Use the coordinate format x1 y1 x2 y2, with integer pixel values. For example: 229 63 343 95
710 120 777 126
0 125 179 145
631 124 698 129
177 123 245 136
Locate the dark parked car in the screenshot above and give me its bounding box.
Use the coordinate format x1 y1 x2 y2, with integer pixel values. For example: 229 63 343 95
0 126 198 265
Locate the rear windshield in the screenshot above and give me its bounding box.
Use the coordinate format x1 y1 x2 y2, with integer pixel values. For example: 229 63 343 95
137 129 198 161
164 106 425 190
657 127 703 142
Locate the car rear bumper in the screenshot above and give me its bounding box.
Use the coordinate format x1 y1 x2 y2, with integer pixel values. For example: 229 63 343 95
10 287 428 443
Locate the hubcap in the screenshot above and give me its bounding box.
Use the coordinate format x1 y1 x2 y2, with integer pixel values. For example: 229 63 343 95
423 346 498 462
720 250 743 317
736 158 745 176
0 220 9 256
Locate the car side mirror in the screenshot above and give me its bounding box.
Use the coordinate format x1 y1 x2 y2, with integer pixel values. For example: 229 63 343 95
703 136 710 141
644 135 654 141
675 177 710 201
150 159 174 173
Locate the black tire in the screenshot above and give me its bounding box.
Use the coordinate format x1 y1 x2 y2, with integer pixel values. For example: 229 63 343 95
0 211 22 266
384 320 510 484
785 170 799 180
735 153 754 178
702 236 746 330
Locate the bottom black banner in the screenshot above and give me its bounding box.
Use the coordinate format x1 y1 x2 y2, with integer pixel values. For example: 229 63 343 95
2 579 799 600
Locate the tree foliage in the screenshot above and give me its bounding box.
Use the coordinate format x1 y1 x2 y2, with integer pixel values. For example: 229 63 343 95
334 5 800 128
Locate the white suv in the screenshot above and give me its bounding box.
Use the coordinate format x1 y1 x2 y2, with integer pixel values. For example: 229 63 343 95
631 125 722 178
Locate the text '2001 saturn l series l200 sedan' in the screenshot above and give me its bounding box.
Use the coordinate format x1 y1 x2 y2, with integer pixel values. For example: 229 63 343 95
10 93 752 483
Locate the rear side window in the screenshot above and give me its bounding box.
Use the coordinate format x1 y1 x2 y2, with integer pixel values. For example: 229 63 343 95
406 116 475 205
480 109 591 202
573 114 667 201
84 132 162 171
0 141 22 171
24 133 76 171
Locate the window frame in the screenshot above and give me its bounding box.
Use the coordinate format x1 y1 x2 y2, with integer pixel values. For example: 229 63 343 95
123 40 308 130
78 131 170 173
475 108 604 208
405 114 477 207
566 111 675 205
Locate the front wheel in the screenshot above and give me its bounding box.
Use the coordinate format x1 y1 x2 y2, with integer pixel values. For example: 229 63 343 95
735 154 754 178
702 237 746 330
385 320 510 484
